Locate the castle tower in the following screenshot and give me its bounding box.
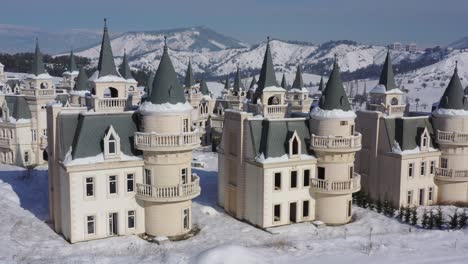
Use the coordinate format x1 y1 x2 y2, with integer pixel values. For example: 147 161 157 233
248 37 287 118
134 37 201 237
432 64 468 203
309 57 361 224
368 50 406 116
69 68 90 106
118 49 140 105
88 19 129 112
58 50 79 91
246 75 257 100
288 64 312 113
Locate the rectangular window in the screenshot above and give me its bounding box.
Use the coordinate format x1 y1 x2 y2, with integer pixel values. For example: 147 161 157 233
109 175 117 194
348 200 352 217
290 171 297 188
31 129 37 142
24 151 29 163
126 174 134 192
108 141 116 154
183 119 189 132
42 129 47 136
183 208 190 229
428 187 433 201
274 204 281 222
87 215 95 235
144 169 152 185
340 121 348 126
181 168 188 184
86 177 94 197
303 170 310 187
408 163 414 177
407 190 413 205
349 166 354 178
441 158 448 169
128 210 135 229
303 200 309 218
274 172 281 190
420 161 426 176
318 167 325 180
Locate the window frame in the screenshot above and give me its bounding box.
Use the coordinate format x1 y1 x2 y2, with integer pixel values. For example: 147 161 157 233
408 163 415 178
273 204 281 222
85 177 95 198
420 161 426 176
407 190 413 205
430 160 435 175
274 172 282 191
86 215 96 235
428 187 433 201
303 169 310 187
290 170 298 189
302 200 310 218
126 173 135 193
183 208 190 230
108 175 118 195
127 210 136 229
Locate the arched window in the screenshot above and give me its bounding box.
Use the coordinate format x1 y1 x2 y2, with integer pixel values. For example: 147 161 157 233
104 125 120 159
391 97 399 105
289 131 301 158
128 86 135 91
104 87 119 98
420 128 430 151
268 96 280 105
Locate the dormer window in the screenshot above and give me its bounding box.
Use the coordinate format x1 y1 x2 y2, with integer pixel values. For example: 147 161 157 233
104 125 120 160
289 131 301 158
420 128 430 151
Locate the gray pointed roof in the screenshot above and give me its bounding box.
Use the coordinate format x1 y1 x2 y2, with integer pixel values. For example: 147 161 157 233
184 60 195 87
149 39 185 104
438 65 468 110
318 58 351 111
74 68 89 91
119 50 134 80
254 38 279 101
68 50 78 73
146 71 155 96
200 77 210 95
281 73 287 89
318 76 325 92
31 39 46 76
292 64 304 89
4 96 32 120
249 76 257 89
224 74 231 89
97 19 120 78
233 67 244 92
378 50 397 91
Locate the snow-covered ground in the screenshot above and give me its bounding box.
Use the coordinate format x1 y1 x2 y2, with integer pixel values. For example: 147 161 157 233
1 150 468 263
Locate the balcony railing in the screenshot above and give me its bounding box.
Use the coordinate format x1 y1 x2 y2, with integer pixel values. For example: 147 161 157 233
310 173 361 194
136 174 201 202
435 168 468 181
0 137 12 149
91 98 128 112
310 133 362 150
135 130 200 150
264 105 287 115
21 89 55 97
437 130 468 145
368 104 406 115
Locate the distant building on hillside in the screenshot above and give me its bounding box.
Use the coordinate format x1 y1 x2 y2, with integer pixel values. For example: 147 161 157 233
389 42 402 51
406 43 417 52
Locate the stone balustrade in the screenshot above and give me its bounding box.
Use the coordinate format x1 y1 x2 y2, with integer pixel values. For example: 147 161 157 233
135 130 200 151
21 89 55 97
136 174 201 202
310 173 361 194
0 137 11 149
310 133 362 151
435 168 468 181
91 98 128 112
437 130 468 145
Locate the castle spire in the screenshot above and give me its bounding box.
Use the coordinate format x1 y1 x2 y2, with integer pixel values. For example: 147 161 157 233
68 49 78 73
254 36 278 101
378 49 397 91
74 68 89 91
249 75 257 89
280 73 287 89
118 49 134 80
224 74 231 90
233 66 244 92
318 76 325 92
97 18 120 78
292 64 304 89
184 58 195 87
200 76 210 95
145 71 155 97
31 38 46 76
438 64 467 110
318 57 351 111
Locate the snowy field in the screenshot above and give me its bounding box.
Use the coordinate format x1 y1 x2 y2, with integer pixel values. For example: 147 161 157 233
1 150 468 263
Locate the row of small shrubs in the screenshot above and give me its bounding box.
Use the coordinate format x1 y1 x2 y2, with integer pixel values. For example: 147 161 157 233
353 191 467 229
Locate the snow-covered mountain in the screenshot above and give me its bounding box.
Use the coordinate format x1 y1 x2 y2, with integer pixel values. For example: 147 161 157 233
448 36 468 50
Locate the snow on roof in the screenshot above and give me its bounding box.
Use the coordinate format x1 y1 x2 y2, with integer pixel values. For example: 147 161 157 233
289 88 309 93
63 71 79 76
29 73 53 80
391 140 438 155
369 84 403 94
432 108 468 117
255 153 315 164
0 117 31 124
69 90 90 96
138 101 193 114
262 86 286 92
63 151 142 166
309 107 356 120
93 75 126 83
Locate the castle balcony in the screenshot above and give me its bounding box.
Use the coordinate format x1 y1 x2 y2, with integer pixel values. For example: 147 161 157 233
135 174 201 202
310 133 362 152
21 88 55 98
310 173 361 194
436 130 468 146
368 104 406 116
0 137 12 149
226 95 245 102
91 97 128 112
435 168 468 182
134 130 200 152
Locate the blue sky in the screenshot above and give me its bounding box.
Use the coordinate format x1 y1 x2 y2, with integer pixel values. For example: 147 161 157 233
3 0 468 46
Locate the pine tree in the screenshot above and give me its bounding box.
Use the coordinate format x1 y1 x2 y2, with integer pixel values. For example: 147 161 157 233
458 210 468 229
410 207 418 225
404 206 411 223
435 206 444 229
428 210 435 229
382 199 389 215
421 209 429 228
367 197 374 210
449 210 459 230
376 199 383 213
385 202 395 217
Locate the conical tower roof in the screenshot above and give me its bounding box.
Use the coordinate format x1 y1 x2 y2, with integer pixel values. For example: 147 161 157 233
249 76 257 90
31 39 46 76
184 59 195 87
68 50 78 73
200 76 210 95
233 67 244 92
378 50 397 91
280 73 287 89
149 37 185 104
74 68 89 91
318 57 351 111
254 37 278 98
438 63 468 110
97 19 120 78
318 76 325 92
119 49 134 80
292 64 304 89
146 71 155 97
224 74 231 89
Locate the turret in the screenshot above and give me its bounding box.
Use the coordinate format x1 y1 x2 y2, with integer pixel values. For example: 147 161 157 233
23 39 54 94
184 59 195 88
368 50 405 116
287 64 311 113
